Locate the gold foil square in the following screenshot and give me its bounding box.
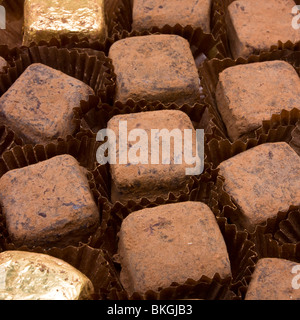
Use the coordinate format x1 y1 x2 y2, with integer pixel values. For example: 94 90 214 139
23 0 107 46
0 251 94 300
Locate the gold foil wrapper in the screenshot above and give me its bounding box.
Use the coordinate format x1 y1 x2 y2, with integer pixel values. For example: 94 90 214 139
23 0 107 46
0 251 94 300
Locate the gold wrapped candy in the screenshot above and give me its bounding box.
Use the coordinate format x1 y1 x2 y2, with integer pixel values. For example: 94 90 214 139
22 0 107 46
0 251 94 300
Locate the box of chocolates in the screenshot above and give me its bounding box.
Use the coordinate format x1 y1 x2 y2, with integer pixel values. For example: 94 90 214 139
0 0 300 302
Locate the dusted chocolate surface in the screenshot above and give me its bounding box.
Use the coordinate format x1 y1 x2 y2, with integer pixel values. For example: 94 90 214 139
218 142 300 232
117 202 231 295
0 251 94 300
216 61 300 141
108 35 200 105
132 0 212 33
245 258 300 300
0 155 99 248
107 110 200 203
226 0 300 59
0 63 94 145
23 0 107 46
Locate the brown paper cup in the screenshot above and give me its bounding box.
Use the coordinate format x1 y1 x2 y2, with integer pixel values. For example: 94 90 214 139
207 142 300 298
259 113 300 248
89 160 219 253
0 45 29 70
0 125 23 156
88 197 257 299
234 234 300 297
70 27 227 124
211 0 300 59
104 0 227 59
0 45 114 145
0 244 123 300
275 208 300 245
116 0 220 40
0 136 111 250
54 0 227 60
65 22 227 63
78 99 224 140
205 109 300 168
74 99 226 209
199 50 300 144
206 124 300 261
250 234 300 264
290 120 300 156
20 3 228 112
5 45 114 99
210 0 227 47
103 25 224 104
107 275 239 300
97 202 256 300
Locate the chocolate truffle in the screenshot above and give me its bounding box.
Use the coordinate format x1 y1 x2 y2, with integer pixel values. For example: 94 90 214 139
23 0 107 46
226 0 300 59
108 35 200 105
0 251 94 300
218 142 300 232
0 154 99 248
0 57 8 73
117 202 231 295
245 258 300 300
215 61 300 141
132 0 212 33
0 63 94 145
105 110 202 203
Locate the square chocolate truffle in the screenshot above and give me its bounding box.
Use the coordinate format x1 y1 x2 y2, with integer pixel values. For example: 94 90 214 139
245 258 300 300
108 35 200 105
23 0 107 46
0 63 94 145
132 0 212 33
105 110 202 203
226 0 300 59
117 202 231 295
0 155 99 248
218 142 300 232
215 61 300 141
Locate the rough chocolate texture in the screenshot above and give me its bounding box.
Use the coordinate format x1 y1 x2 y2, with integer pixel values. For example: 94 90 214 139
218 142 300 232
0 63 94 145
245 258 300 300
0 155 99 248
132 0 212 33
216 61 300 141
226 0 300 59
117 202 231 295
108 35 200 105
107 110 200 203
